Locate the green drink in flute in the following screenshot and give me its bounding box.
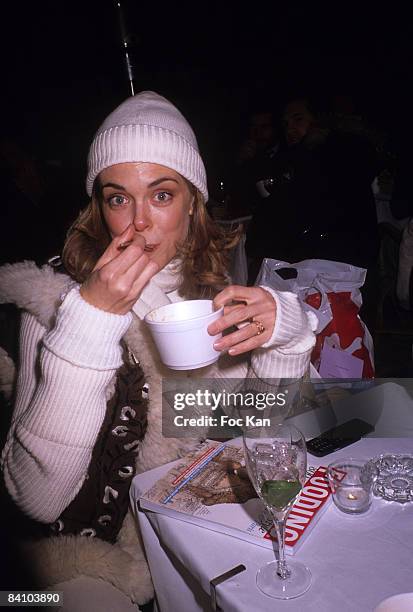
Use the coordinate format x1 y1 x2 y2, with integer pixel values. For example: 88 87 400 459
243 422 312 599
261 478 302 509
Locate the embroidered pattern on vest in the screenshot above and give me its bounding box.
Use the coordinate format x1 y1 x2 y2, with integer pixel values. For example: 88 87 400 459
49 346 148 543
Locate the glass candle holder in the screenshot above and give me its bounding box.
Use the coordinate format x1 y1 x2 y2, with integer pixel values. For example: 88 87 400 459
327 458 375 514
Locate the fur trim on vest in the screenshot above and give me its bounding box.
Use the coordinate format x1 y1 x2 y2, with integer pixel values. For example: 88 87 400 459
0 261 207 605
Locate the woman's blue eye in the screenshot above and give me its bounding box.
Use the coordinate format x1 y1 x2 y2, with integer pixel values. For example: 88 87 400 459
154 191 172 203
109 194 127 207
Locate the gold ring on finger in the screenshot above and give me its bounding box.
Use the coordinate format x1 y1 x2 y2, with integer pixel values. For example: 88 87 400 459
252 320 265 335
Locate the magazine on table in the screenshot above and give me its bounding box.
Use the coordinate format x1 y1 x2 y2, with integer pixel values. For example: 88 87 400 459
139 440 332 555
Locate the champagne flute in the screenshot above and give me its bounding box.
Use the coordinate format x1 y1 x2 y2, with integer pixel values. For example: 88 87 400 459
243 422 311 599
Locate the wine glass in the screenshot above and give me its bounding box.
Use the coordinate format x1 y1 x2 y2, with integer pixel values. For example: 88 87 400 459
243 422 311 599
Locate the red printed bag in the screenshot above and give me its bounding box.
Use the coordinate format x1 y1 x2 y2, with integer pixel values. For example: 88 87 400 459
255 258 374 378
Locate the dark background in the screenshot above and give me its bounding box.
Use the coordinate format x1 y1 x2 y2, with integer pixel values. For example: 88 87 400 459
1 0 412 254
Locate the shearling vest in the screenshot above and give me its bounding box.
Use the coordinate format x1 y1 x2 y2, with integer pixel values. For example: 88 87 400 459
0 260 205 602
49 345 149 543
0 261 203 475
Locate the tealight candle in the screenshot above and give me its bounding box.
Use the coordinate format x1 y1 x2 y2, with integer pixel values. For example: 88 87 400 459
327 458 374 515
336 486 370 513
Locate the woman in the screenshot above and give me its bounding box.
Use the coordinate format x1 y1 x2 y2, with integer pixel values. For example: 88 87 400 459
0 91 316 610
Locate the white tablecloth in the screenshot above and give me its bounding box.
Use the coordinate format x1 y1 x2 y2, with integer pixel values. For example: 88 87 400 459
131 437 413 612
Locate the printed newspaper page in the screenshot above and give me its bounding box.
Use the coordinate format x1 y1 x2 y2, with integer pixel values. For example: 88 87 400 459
140 440 331 555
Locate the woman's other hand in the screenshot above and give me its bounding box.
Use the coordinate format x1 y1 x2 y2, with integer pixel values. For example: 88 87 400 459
208 285 276 356
80 225 159 314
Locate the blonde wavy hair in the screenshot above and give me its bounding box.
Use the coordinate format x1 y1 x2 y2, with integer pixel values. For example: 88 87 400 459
62 176 240 299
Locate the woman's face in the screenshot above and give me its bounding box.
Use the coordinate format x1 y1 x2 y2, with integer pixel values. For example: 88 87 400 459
99 162 194 270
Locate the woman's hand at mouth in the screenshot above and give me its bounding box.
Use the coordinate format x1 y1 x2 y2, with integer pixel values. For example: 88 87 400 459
80 224 159 314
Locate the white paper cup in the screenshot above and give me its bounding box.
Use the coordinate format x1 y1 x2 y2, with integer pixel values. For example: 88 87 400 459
144 300 224 370
374 593 413 611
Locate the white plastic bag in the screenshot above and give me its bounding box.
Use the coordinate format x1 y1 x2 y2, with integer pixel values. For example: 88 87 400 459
256 258 374 378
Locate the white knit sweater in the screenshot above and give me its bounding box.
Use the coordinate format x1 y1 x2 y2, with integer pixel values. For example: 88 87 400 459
0 262 316 525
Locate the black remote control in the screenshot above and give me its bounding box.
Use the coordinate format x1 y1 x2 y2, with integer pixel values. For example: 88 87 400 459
306 418 375 457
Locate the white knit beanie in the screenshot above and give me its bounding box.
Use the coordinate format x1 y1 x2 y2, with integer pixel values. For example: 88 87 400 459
86 91 208 201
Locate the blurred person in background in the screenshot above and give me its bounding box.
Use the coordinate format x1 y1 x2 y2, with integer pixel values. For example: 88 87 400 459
225 105 282 219
245 94 382 330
